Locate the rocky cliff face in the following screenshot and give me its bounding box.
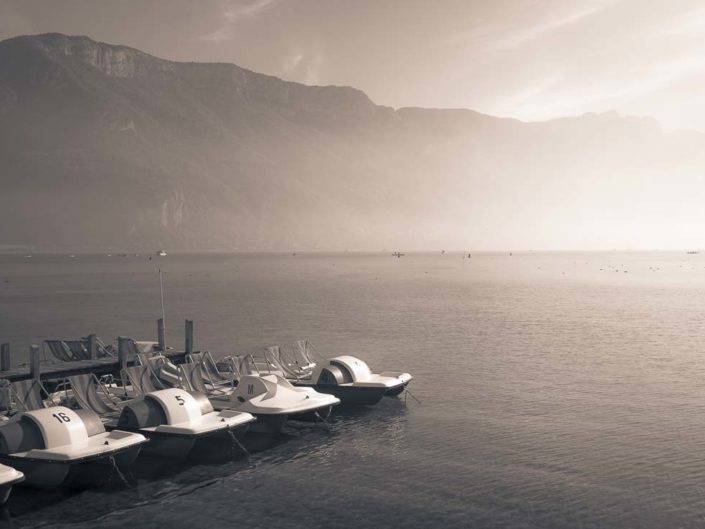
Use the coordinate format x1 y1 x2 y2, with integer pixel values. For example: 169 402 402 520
1 33 704 251
38 34 142 78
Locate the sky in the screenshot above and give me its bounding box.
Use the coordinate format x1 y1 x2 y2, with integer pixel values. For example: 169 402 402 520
1 0 705 131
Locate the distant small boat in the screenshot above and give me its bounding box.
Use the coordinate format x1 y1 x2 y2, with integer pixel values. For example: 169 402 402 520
686 250 699 254
156 250 167 257
392 251 405 258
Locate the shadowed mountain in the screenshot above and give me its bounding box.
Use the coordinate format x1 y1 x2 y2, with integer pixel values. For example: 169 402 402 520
1 33 704 251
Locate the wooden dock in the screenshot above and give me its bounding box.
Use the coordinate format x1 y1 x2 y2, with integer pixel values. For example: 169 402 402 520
0 351 187 383
0 318 194 383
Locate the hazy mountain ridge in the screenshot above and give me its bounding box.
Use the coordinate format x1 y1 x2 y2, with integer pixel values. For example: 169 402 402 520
1 33 704 251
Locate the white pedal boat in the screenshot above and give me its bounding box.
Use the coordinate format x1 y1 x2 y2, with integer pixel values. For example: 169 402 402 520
111 388 254 458
0 406 146 489
65 374 255 460
266 343 413 405
177 354 340 434
0 464 23 504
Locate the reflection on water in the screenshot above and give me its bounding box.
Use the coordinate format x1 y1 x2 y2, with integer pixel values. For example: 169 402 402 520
2 252 705 527
1 401 412 527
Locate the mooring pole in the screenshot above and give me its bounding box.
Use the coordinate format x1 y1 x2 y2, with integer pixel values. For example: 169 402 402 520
0 343 10 372
185 319 194 355
117 336 128 372
158 318 165 351
87 333 97 360
158 268 167 349
29 345 40 380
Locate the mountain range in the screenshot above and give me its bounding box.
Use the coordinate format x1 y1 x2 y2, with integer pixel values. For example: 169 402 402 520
1 33 704 251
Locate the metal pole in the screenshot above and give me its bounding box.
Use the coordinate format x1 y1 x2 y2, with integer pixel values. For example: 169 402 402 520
159 268 166 348
87 334 97 360
118 336 128 372
158 318 165 351
0 344 10 372
185 319 193 355
29 345 40 380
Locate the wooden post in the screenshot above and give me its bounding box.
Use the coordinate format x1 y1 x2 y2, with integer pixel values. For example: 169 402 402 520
185 319 194 355
0 380 10 413
117 336 128 372
29 345 40 380
0 343 10 372
157 318 165 351
87 333 97 360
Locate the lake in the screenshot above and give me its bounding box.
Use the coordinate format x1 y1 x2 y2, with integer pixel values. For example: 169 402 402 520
1 251 705 528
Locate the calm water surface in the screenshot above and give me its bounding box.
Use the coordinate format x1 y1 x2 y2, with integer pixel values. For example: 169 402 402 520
1 251 705 528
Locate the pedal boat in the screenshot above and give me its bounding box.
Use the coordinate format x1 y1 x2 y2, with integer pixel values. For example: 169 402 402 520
176 354 340 434
266 343 413 405
65 374 255 460
0 464 23 504
112 388 254 458
0 406 146 489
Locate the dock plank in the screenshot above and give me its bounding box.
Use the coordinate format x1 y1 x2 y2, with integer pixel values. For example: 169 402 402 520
0 351 186 382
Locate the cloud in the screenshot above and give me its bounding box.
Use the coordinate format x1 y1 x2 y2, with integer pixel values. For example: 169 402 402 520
441 1 615 52
494 50 705 123
281 49 324 85
282 52 303 74
304 53 324 85
224 0 274 22
494 1 614 50
490 75 566 117
199 0 274 42
436 0 705 129
659 5 705 38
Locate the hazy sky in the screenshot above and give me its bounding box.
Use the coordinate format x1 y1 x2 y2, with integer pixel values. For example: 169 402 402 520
1 0 705 131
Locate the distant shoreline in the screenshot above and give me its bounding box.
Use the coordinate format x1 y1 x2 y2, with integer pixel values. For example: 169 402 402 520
0 249 700 256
